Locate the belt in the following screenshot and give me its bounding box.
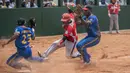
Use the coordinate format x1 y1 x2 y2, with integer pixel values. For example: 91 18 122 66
110 13 117 14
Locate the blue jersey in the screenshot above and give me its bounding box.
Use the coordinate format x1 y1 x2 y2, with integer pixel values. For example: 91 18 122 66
82 15 100 37
14 26 34 49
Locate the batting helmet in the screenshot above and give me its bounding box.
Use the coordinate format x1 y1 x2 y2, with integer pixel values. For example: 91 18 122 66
61 13 71 22
17 18 26 26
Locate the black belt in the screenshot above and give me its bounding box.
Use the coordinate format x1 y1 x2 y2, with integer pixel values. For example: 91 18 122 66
110 13 117 14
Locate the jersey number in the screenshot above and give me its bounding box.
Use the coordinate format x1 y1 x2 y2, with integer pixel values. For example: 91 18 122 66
22 34 31 44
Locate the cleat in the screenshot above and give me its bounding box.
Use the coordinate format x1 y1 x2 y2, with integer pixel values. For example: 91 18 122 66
37 51 43 57
84 61 91 65
37 51 48 60
71 54 81 58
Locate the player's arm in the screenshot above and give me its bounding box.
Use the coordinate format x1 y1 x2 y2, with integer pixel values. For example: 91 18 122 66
108 5 111 17
31 28 35 40
59 26 72 45
59 35 67 45
118 4 121 11
79 16 93 26
2 31 20 47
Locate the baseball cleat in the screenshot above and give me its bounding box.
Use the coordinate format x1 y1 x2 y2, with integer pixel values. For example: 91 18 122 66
71 54 82 58
37 51 43 57
37 51 48 60
84 61 91 65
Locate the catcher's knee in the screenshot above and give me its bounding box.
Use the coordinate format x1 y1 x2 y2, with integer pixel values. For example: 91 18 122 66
76 43 82 52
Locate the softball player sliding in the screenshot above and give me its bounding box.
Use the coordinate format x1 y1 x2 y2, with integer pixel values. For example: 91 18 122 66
38 13 81 59
2 18 44 71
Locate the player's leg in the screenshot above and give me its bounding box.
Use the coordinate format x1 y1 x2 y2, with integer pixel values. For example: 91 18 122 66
109 14 114 33
76 37 100 63
6 52 28 69
21 46 44 62
38 39 65 58
114 14 119 33
65 40 81 58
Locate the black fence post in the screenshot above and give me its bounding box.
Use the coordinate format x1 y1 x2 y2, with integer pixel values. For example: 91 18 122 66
95 0 99 5
127 0 130 5
58 0 62 7
37 0 40 7
16 0 21 8
37 0 43 7
39 0 43 8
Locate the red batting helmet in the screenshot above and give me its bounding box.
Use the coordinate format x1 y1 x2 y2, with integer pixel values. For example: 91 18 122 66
61 13 71 22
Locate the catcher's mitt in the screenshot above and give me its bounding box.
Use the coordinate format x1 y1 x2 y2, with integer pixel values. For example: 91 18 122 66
74 4 84 17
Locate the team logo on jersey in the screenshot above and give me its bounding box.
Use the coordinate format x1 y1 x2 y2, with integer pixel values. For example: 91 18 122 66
90 19 93 22
15 29 20 33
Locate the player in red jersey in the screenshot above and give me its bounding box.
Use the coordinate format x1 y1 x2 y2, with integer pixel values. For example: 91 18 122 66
38 13 80 59
108 0 120 33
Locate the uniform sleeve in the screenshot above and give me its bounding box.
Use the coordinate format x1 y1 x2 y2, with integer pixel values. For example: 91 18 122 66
14 27 21 34
108 4 110 10
88 16 95 24
31 28 35 38
118 4 120 10
64 26 72 37
82 16 86 20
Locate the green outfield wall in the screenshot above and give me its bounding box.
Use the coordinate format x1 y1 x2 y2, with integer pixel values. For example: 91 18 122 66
0 6 130 36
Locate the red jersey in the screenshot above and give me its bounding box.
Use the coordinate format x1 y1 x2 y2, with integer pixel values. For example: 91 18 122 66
63 22 78 43
69 13 76 28
108 3 120 14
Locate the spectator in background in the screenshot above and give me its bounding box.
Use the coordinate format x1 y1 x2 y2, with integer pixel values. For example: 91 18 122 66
116 0 121 4
0 0 4 8
21 0 26 7
84 0 89 5
5 0 10 8
0 0 15 8
88 1 94 5
108 0 120 34
43 0 56 7
63 0 75 6
99 0 108 6
26 0 38 8
43 0 52 7
8 0 15 8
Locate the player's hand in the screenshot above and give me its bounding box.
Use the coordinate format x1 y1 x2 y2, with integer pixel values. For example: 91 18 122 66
30 45 34 48
57 43 61 47
119 9 121 11
108 13 111 17
86 20 92 24
2 42 7 48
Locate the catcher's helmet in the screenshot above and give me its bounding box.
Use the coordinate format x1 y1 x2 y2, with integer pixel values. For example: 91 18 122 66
61 13 71 22
28 17 36 28
17 18 26 26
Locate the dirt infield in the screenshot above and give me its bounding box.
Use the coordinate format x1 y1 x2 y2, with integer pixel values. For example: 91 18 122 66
0 31 130 73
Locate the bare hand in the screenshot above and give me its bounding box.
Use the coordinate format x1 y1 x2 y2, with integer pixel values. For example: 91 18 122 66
108 13 111 17
57 43 61 47
2 43 7 48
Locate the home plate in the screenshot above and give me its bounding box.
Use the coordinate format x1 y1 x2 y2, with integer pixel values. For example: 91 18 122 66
17 70 31 73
